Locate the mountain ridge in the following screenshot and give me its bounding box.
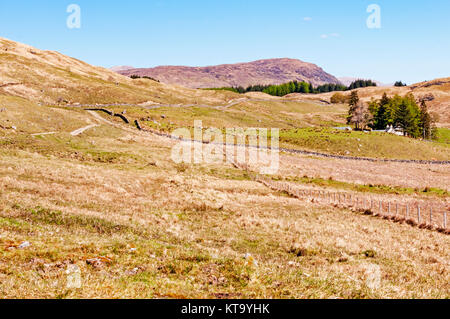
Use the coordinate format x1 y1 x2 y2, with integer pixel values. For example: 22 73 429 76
116 58 341 89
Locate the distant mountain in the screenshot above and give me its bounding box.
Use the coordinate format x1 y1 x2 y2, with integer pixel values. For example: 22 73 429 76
116 58 341 89
0 37 235 106
109 65 134 72
338 77 392 87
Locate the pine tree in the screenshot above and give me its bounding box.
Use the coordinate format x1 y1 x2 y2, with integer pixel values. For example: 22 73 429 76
374 93 390 129
394 100 417 137
301 82 310 93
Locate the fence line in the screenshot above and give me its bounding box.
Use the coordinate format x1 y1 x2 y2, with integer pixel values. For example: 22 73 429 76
86 109 449 233
86 110 450 165
232 161 449 234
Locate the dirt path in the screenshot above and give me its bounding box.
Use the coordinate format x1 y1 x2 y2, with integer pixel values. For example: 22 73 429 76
31 132 57 136
87 109 450 165
85 109 449 232
70 124 99 136
61 97 294 111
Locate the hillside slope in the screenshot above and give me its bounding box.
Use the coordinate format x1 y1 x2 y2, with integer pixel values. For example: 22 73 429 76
286 78 450 127
117 58 341 89
0 37 238 106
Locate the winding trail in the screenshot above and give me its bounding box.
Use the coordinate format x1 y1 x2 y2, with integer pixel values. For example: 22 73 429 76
87 109 450 165
85 109 450 233
70 124 99 136
62 96 302 111
31 132 57 137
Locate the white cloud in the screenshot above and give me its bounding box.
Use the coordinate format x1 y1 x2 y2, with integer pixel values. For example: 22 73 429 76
303 17 312 21
321 33 340 39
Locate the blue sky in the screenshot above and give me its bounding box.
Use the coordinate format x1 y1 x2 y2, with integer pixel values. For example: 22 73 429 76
0 0 449 84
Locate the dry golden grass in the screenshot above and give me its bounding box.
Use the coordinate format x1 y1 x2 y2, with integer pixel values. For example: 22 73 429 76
0 37 239 106
0 38 448 298
275 153 450 191
0 103 449 299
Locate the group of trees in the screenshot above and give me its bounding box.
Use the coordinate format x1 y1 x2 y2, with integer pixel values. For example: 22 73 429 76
314 83 348 93
129 75 160 82
209 79 377 97
346 92 437 139
262 81 313 96
347 79 378 90
394 81 407 87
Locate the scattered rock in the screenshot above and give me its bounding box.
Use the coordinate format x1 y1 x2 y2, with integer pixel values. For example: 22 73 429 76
362 250 376 258
243 253 258 267
161 115 166 119
425 256 439 264
420 93 435 102
86 256 112 269
66 264 82 289
124 267 142 276
288 246 310 257
287 261 300 267
18 241 31 249
338 253 349 263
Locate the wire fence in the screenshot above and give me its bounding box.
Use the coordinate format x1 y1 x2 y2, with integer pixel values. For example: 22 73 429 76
254 174 449 234
86 109 449 234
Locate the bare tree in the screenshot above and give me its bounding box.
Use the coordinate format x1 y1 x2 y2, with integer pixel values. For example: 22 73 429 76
348 102 371 130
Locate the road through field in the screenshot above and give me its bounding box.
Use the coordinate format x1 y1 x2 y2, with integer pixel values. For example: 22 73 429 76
86 108 450 165
70 124 99 136
86 109 449 232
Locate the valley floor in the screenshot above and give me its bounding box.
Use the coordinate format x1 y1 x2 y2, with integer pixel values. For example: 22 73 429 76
0 102 449 299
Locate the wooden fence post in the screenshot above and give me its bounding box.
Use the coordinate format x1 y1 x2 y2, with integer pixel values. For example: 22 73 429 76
444 212 447 229
418 206 421 224
388 202 391 215
429 207 432 225
395 203 398 217
379 201 382 214
406 204 409 219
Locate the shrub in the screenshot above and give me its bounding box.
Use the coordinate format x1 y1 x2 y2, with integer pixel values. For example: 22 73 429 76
330 92 348 104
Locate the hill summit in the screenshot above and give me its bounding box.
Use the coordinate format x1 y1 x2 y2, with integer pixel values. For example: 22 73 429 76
116 58 341 89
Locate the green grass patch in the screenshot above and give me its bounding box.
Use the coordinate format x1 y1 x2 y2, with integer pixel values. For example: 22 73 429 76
279 128 450 160
435 128 450 144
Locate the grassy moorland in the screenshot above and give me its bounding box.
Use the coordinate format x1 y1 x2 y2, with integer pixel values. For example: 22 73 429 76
0 38 448 299
0 100 449 299
436 128 450 144
86 100 450 161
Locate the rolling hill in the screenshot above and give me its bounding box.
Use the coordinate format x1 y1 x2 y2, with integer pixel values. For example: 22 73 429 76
286 78 450 127
0 37 449 299
0 37 238 106
116 58 341 89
